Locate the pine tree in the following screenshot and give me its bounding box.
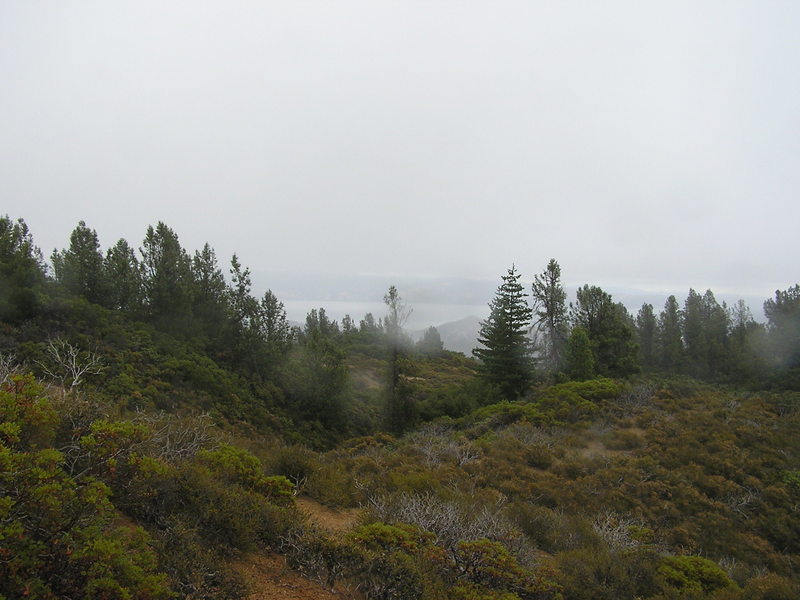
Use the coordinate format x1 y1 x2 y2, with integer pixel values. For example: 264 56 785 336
657 295 684 372
104 239 142 312
531 259 568 372
417 326 444 356
139 222 193 332
764 285 800 369
571 285 639 377
0 216 45 321
473 265 534 399
636 303 657 370
682 289 730 378
566 326 594 380
384 285 412 432
52 221 108 305
189 242 229 342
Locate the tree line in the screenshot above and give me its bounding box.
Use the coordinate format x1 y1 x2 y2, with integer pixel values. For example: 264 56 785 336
1 216 449 436
474 260 799 398
3 215 798 429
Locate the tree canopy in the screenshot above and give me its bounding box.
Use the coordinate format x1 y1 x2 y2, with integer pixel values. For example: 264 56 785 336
473 265 534 399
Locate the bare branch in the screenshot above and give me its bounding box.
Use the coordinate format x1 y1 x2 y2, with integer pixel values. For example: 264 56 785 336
0 352 23 385
34 337 105 391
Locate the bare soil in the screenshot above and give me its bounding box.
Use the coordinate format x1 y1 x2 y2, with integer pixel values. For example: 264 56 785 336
295 496 362 534
234 553 344 600
233 497 363 599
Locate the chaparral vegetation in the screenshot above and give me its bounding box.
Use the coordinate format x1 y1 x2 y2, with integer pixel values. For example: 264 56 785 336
2 215 799 599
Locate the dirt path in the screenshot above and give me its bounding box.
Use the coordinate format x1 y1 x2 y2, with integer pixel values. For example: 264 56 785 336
234 497 363 599
295 496 362 534
235 553 342 600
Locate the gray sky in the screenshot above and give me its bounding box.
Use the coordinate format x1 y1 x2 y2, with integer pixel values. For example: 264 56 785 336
2 1 799 315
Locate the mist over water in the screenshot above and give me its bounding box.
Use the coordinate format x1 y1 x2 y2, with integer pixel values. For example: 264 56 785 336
277 282 770 331
282 300 487 331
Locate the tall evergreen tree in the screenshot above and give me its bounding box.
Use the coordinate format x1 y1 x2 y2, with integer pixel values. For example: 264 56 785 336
384 285 412 432
360 313 382 333
104 239 142 312
191 243 229 341
0 216 45 321
683 289 729 378
657 295 684 372
227 254 262 372
764 284 800 370
728 299 766 382
566 326 594 380
636 303 657 370
473 265 534 399
417 326 444 356
531 258 568 372
52 221 108 305
139 223 194 332
260 290 292 358
341 314 356 334
571 285 639 377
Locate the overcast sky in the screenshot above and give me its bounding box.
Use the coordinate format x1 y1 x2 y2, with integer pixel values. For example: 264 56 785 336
2 1 799 312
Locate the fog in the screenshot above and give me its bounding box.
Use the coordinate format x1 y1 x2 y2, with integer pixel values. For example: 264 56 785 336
2 1 798 313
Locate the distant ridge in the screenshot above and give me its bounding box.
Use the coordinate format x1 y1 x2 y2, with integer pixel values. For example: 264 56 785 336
410 315 482 356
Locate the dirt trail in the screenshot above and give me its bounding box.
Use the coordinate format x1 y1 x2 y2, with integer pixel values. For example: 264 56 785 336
235 553 342 600
234 497 363 599
295 496 362 534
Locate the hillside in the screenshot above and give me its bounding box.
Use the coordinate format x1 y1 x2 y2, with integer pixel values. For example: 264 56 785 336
2 215 800 599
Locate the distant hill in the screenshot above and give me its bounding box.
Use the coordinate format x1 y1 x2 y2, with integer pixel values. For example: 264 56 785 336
410 315 482 356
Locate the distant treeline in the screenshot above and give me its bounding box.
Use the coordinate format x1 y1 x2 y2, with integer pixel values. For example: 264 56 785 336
2 216 799 416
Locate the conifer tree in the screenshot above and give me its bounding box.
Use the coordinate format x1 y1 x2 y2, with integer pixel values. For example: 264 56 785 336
531 259 568 372
657 295 684 371
0 216 45 321
566 325 594 380
636 303 657 369
683 289 729 378
139 222 193 331
764 284 800 369
384 285 412 432
52 220 108 305
104 239 142 312
473 265 534 399
417 326 444 356
571 285 639 377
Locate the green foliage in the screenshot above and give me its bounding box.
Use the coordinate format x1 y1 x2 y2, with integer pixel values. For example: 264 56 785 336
349 522 434 553
531 258 569 374
284 311 348 432
197 444 294 505
5 217 800 600
139 222 195 334
104 238 143 313
738 573 799 600
0 215 46 322
781 470 800 489
465 401 550 429
571 285 640 377
683 289 731 379
658 295 685 372
474 266 534 400
657 555 734 595
0 378 173 599
636 303 658 369
51 220 109 306
566 326 595 380
551 546 656 600
417 326 445 356
0 375 59 447
529 379 622 424
764 285 800 372
283 525 426 599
